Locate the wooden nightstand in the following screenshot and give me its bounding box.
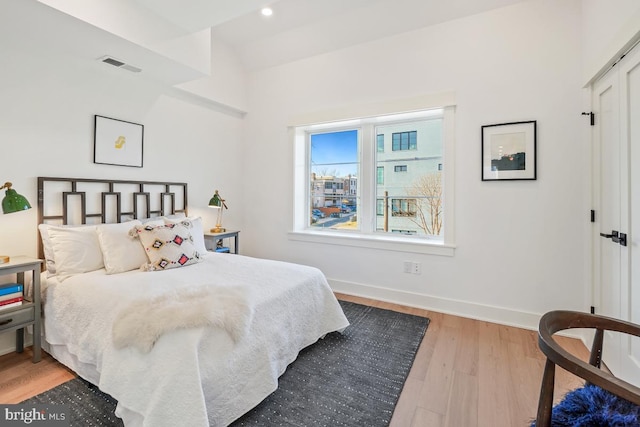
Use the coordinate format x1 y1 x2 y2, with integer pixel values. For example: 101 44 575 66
204 230 240 254
0 257 42 363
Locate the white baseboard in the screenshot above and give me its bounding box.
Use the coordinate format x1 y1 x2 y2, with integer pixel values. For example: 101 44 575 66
0 344 14 356
329 278 544 332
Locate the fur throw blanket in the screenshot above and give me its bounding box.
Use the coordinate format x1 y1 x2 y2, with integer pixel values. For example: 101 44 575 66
112 286 252 353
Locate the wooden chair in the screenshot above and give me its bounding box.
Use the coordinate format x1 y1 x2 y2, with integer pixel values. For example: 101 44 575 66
535 310 640 426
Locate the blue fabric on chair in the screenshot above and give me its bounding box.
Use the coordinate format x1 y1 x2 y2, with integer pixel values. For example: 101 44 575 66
532 383 640 427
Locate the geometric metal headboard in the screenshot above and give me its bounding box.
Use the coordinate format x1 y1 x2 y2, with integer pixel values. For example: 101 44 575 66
37 176 188 258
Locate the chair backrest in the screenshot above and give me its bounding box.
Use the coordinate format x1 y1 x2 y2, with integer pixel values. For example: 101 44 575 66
535 310 640 426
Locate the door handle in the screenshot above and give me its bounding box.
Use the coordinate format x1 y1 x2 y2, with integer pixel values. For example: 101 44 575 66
600 230 619 243
600 230 627 246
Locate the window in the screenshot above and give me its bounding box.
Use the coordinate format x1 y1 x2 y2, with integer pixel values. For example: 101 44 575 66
292 97 455 255
392 131 417 151
375 118 443 236
309 130 357 213
328 182 343 190
302 111 443 236
391 198 417 217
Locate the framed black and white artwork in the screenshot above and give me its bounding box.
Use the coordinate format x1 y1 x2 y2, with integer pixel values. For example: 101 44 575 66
481 120 536 181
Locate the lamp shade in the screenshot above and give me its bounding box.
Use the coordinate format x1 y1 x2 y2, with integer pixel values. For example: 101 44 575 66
1 182 31 214
208 190 223 208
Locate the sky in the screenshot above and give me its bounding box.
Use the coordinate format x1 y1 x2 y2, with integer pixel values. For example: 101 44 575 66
310 130 358 177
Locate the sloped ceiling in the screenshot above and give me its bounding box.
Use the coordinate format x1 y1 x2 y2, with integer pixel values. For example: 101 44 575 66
210 0 532 70
133 0 531 70
4 0 529 87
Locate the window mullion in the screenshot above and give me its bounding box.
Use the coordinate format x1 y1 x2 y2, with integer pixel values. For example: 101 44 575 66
360 124 375 234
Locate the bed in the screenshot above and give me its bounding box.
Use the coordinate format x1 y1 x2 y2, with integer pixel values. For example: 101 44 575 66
36 177 349 426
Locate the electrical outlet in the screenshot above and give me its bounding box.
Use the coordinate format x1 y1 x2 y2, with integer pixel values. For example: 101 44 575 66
404 261 421 274
403 261 412 273
413 262 422 275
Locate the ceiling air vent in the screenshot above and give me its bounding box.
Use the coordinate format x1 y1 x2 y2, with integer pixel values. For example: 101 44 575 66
98 56 142 73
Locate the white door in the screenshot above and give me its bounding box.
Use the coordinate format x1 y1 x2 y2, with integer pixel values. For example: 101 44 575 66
593 61 623 377
593 43 640 386
623 44 640 385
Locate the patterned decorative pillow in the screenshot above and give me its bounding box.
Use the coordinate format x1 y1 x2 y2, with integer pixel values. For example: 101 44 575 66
130 223 201 271
163 216 208 255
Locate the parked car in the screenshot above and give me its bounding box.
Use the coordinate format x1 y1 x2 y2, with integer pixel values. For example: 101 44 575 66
312 209 325 218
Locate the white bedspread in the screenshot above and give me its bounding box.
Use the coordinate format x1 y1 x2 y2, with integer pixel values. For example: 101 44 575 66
42 254 349 427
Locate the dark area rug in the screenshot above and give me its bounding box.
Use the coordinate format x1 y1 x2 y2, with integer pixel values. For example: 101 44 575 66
23 300 429 426
23 378 121 426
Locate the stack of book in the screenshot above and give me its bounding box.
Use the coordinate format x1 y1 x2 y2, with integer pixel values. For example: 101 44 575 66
0 283 23 311
215 240 230 253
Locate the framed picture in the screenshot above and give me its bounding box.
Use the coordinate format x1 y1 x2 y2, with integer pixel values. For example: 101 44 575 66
481 120 536 181
94 115 144 167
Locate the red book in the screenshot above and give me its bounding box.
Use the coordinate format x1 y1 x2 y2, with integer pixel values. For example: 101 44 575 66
0 296 23 306
0 301 22 311
0 292 22 303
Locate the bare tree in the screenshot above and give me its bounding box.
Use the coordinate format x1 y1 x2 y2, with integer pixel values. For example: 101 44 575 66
406 172 442 235
315 168 339 178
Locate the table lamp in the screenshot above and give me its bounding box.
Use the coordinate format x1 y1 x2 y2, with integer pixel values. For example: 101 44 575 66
208 190 228 233
1 182 32 264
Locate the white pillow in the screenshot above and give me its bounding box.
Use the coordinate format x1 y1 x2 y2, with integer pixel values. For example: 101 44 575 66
47 225 104 277
164 216 207 255
39 223 97 277
38 224 58 276
131 223 201 271
96 220 148 274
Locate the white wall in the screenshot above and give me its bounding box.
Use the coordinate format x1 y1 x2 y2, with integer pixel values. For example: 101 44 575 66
38 0 212 76
581 0 640 84
241 0 586 329
176 36 249 112
0 54 244 256
0 36 245 352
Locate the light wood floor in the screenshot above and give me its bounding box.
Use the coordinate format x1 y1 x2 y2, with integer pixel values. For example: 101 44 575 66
0 294 588 426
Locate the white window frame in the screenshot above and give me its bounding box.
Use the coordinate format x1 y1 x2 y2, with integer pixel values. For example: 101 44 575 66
290 93 456 256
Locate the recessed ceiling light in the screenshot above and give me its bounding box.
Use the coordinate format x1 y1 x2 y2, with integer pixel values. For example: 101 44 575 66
261 7 273 17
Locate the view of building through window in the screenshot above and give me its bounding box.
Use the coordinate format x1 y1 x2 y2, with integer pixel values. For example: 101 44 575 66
376 118 443 236
308 112 443 236
310 129 359 230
